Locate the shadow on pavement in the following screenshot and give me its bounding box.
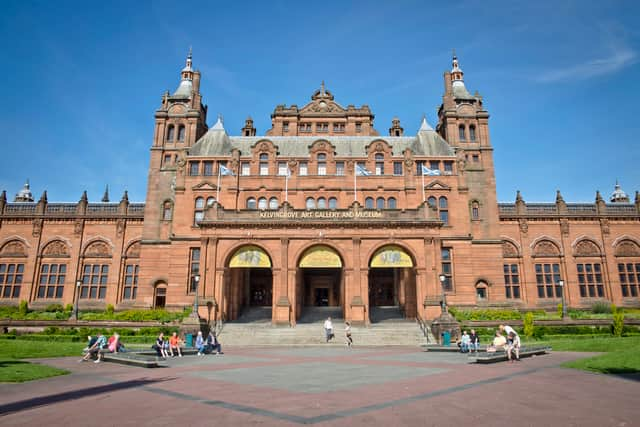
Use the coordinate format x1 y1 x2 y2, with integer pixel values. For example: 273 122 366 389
0 377 174 416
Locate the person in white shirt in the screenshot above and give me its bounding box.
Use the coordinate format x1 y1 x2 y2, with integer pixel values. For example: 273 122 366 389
506 331 521 362
323 317 334 342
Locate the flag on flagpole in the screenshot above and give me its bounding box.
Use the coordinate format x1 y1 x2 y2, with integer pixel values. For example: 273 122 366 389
217 165 235 202
354 164 372 202
421 165 441 176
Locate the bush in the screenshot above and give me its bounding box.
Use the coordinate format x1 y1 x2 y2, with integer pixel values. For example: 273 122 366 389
591 301 612 314
449 307 522 321
18 300 29 315
557 303 563 318
105 304 115 315
44 304 65 313
523 312 535 339
612 310 625 337
65 304 74 312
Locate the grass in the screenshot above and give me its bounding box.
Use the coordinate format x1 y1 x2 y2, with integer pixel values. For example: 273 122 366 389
0 340 83 383
525 335 640 375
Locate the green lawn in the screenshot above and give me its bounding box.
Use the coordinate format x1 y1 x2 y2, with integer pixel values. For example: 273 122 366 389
525 336 640 375
0 340 83 383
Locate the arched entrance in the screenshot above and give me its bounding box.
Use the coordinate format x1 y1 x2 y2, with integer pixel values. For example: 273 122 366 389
154 282 167 308
368 245 417 321
225 245 273 322
296 245 344 322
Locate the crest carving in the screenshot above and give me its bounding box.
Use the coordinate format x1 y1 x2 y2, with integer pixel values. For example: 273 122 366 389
533 240 560 257
600 218 610 236
84 241 112 258
502 241 519 258
42 240 69 257
32 219 42 237
127 242 141 258
614 240 640 257
518 219 528 234
574 240 600 257
560 219 569 236
0 241 27 257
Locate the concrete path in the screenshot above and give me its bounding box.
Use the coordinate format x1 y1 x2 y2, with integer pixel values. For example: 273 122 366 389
0 347 638 426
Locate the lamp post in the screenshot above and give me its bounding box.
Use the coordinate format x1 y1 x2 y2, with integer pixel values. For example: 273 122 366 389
559 279 567 319
74 280 82 321
192 274 200 318
439 273 447 313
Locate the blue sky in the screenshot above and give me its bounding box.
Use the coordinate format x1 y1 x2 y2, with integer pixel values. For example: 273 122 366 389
0 0 638 204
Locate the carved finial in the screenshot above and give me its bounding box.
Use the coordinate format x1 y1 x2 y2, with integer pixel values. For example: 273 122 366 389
101 185 109 203
39 190 47 203
516 190 523 202
81 191 88 202
320 80 326 96
556 190 564 203
121 190 129 202
0 190 6 203
596 190 603 203
635 191 639 204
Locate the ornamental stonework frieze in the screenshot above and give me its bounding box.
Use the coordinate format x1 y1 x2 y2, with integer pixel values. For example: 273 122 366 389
42 240 69 257
502 241 519 258
518 218 528 235
32 219 42 237
574 240 601 257
0 241 27 257
600 218 610 236
614 240 640 257
84 241 112 258
560 218 570 236
533 240 560 257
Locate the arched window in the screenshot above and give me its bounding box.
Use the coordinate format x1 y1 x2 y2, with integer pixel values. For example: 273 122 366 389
269 197 278 210
439 196 449 224
329 197 337 209
476 281 488 300
317 197 327 209
317 153 327 176
376 197 385 209
427 196 437 208
194 197 205 224
458 125 466 141
246 197 257 209
471 201 480 220
614 240 640 297
388 197 397 209
206 197 216 207
177 125 186 142
365 197 374 209
166 125 175 142
306 197 316 210
469 125 476 141
162 201 173 220
375 153 384 175
259 153 269 176
258 197 267 210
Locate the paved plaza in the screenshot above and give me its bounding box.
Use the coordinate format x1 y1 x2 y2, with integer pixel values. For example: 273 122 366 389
0 347 638 426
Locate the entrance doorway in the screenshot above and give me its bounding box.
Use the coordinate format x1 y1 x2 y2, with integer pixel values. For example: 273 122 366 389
225 245 273 322
368 245 417 321
154 286 166 308
296 245 344 322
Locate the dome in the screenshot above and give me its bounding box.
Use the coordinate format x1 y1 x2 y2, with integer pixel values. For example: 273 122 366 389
610 181 629 203
14 181 34 202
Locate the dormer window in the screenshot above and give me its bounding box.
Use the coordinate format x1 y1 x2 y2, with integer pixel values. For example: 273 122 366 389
317 123 328 133
317 153 327 175
283 121 289 132
333 123 345 133
259 153 269 176
355 122 362 133
299 123 312 133
375 154 384 175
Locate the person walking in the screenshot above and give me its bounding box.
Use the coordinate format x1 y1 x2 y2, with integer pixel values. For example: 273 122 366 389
323 317 334 342
345 321 353 347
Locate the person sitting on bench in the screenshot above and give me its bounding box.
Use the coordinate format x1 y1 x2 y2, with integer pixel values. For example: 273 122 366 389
507 331 521 362
206 331 223 355
487 331 507 353
169 332 183 357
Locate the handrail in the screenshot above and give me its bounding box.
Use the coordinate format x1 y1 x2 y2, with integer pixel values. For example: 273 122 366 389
416 312 430 344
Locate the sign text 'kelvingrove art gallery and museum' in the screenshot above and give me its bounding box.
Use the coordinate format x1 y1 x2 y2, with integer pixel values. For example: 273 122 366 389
0 52 638 325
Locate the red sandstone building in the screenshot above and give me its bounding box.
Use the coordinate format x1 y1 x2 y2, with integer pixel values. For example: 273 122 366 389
1 53 638 324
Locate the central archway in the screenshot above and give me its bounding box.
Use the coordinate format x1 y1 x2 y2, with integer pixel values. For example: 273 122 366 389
225 245 273 322
296 245 344 322
368 245 417 321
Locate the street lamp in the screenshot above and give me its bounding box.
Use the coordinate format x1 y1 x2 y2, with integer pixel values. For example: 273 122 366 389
439 273 447 313
192 274 201 318
75 280 82 320
558 279 567 319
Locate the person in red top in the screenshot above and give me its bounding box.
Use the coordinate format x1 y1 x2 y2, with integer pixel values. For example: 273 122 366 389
169 332 183 357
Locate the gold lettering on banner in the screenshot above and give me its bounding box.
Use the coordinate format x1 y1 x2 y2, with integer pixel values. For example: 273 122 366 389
259 210 383 219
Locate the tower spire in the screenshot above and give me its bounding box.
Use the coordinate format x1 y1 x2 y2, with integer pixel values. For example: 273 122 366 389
451 50 464 82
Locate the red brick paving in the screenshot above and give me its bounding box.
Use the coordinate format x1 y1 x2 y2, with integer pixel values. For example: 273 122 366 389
0 348 638 426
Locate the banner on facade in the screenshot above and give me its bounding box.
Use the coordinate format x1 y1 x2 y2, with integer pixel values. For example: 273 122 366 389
299 246 342 268
370 245 413 268
230 245 272 268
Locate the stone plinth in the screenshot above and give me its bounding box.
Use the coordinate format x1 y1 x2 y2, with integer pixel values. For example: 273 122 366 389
430 311 461 345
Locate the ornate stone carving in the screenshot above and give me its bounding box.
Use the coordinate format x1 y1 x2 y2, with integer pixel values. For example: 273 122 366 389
518 218 528 234
42 240 69 257
259 142 269 151
116 219 126 237
375 142 383 152
600 218 610 236
74 220 83 236
614 240 640 257
32 219 42 237
502 241 519 258
0 241 27 257
127 241 141 258
560 219 569 236
84 241 112 258
533 240 560 257
574 240 600 257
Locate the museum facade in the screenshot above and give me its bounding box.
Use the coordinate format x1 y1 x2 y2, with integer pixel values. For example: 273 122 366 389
1 53 639 324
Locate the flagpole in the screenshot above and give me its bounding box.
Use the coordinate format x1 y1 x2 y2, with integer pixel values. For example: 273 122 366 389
285 170 289 202
216 166 221 202
353 165 357 202
421 166 425 203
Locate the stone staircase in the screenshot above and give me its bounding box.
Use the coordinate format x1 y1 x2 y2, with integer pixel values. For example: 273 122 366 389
218 306 435 346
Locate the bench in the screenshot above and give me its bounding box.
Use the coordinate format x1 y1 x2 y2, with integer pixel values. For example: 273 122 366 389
102 352 168 368
468 346 552 364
